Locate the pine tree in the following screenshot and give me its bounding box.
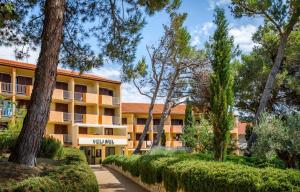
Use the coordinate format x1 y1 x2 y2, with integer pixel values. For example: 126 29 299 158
208 8 234 161
181 99 196 148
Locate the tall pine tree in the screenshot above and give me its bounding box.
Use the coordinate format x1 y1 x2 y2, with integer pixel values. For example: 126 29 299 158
208 8 234 161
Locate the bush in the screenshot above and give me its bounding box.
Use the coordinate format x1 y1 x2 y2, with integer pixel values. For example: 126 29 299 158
104 152 300 192
38 137 63 159
4 147 98 192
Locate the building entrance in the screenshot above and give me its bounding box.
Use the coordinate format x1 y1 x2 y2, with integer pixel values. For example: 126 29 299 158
80 146 96 164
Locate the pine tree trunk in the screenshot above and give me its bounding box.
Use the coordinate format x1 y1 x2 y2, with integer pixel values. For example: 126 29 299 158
152 105 171 146
133 100 155 154
9 0 65 166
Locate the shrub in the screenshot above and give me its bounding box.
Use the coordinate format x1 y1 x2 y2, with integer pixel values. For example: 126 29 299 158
4 147 98 192
104 153 300 192
38 137 63 159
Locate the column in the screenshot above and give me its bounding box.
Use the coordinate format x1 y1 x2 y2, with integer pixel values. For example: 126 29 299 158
69 78 75 123
11 68 16 123
101 144 106 161
124 146 128 156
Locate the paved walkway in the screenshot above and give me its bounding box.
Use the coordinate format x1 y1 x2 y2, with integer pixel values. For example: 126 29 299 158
90 165 147 192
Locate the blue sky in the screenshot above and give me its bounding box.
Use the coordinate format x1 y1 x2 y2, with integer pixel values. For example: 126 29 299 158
0 0 262 103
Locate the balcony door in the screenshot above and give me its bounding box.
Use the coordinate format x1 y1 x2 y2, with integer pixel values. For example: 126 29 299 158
104 108 115 116
75 84 87 93
16 76 32 85
99 88 113 96
171 119 183 125
54 124 68 134
56 103 68 112
56 81 68 90
75 105 86 114
0 73 11 83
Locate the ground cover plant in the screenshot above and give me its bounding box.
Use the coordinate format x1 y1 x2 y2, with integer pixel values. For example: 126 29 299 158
103 148 299 192
0 147 98 192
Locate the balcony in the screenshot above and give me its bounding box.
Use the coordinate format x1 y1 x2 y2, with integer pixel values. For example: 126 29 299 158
134 125 150 133
0 82 12 94
99 95 120 106
127 124 133 132
74 113 98 124
74 92 98 104
172 140 183 147
0 108 13 119
16 84 32 96
52 89 72 100
99 115 120 125
134 141 152 149
49 111 72 123
127 140 134 148
171 125 183 133
74 92 84 101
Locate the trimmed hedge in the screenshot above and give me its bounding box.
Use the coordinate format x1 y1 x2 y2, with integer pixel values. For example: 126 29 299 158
3 147 98 192
103 154 300 192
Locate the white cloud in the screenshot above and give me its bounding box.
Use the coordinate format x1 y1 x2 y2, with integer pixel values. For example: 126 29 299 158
121 83 150 103
229 24 258 52
191 22 215 47
0 46 39 64
208 0 231 10
91 65 121 81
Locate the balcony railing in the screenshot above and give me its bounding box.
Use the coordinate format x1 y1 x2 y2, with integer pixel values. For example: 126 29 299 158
63 112 72 122
1 82 12 93
0 108 13 118
112 116 120 125
16 84 27 95
112 97 120 105
74 92 84 101
74 113 83 123
63 134 72 144
63 90 72 100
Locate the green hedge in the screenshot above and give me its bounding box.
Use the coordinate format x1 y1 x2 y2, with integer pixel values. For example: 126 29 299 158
103 154 300 192
3 147 98 192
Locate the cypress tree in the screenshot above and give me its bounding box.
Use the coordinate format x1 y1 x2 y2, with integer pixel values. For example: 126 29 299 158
209 8 234 161
181 99 196 148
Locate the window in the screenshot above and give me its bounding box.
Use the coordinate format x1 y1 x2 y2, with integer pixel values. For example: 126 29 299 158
136 133 149 140
99 88 113 96
0 73 11 83
56 81 68 90
75 84 87 93
56 103 68 112
16 76 32 85
153 119 160 125
54 124 68 134
171 119 183 125
105 128 113 135
122 118 127 125
75 105 86 114
137 118 147 125
79 127 88 134
104 108 115 116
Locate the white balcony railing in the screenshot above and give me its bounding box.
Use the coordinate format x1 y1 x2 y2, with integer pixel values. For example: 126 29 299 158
74 92 84 101
15 84 27 95
74 113 83 123
112 97 120 105
63 90 72 100
1 82 12 93
63 112 72 122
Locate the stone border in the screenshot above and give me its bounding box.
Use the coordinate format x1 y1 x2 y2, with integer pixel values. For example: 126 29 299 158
105 164 168 192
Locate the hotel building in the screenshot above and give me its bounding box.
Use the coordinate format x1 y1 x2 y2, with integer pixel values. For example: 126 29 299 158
0 59 127 164
122 103 186 154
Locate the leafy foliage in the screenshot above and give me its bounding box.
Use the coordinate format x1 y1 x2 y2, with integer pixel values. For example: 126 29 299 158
181 100 196 148
252 112 300 168
207 8 234 161
103 151 299 192
3 147 98 192
0 116 23 152
38 137 62 159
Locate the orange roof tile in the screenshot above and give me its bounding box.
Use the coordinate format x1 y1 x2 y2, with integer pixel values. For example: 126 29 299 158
122 103 186 115
0 58 121 84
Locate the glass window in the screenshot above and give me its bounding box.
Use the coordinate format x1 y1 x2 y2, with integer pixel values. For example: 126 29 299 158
171 119 183 125
122 118 127 125
137 118 147 125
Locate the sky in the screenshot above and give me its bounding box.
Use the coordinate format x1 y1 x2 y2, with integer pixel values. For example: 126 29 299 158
0 0 262 103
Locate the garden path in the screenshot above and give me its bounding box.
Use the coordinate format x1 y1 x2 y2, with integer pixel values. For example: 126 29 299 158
90 165 147 192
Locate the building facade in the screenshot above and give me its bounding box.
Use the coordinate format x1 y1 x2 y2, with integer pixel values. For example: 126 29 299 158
0 59 127 164
122 103 186 154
